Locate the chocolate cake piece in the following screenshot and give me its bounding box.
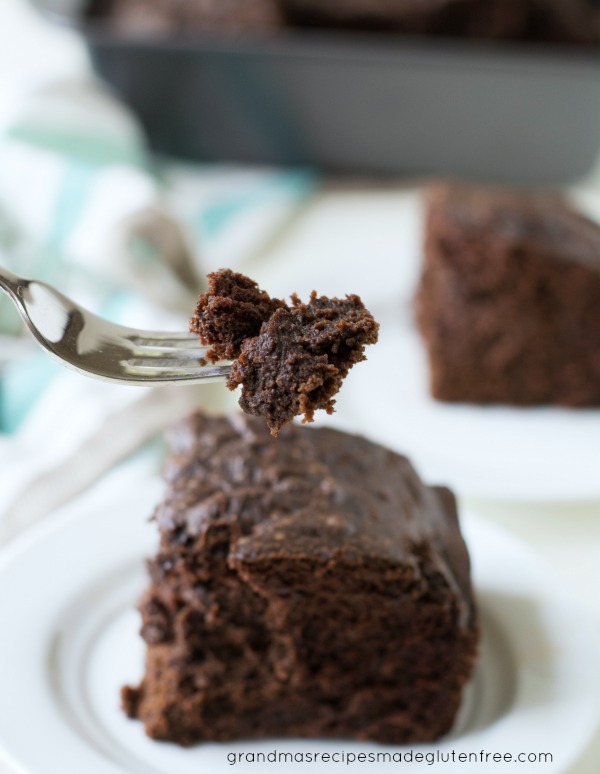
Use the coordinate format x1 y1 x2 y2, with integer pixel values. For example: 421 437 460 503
229 292 379 434
190 270 379 435
122 412 479 746
278 0 600 44
416 182 600 406
98 0 284 37
190 269 285 361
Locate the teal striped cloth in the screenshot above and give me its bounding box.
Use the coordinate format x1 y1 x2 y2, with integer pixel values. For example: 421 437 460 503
0 80 316 433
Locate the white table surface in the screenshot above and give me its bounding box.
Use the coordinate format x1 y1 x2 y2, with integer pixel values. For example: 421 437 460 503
0 2 599 773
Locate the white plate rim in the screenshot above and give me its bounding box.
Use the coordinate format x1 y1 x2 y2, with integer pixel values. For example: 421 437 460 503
0 480 598 774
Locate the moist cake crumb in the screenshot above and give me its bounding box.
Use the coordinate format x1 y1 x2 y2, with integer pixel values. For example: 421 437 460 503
190 270 379 435
190 269 285 361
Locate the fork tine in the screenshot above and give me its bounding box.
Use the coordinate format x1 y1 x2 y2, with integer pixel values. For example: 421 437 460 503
127 333 204 350
128 346 209 360
126 357 212 369
123 360 231 380
126 332 210 359
127 331 198 341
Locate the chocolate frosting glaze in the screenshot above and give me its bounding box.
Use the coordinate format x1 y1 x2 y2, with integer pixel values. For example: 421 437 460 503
428 182 600 275
123 411 478 745
158 412 475 629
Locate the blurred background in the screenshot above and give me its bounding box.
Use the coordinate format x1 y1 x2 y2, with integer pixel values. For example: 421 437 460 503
0 1 599 772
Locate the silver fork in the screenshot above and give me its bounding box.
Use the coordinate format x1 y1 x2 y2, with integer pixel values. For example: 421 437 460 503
0 267 231 385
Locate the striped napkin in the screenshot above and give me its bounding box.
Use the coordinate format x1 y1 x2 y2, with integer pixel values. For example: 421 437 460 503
0 77 316 542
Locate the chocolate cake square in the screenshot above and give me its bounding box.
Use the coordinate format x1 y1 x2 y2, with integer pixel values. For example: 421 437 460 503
416 182 600 407
122 412 478 745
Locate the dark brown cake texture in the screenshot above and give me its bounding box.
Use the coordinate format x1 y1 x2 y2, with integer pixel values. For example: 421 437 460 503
122 412 479 746
190 269 379 435
278 0 600 43
416 182 600 406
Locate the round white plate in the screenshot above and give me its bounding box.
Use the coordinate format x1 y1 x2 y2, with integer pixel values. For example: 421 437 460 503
338 322 600 502
257 188 600 502
0 483 598 774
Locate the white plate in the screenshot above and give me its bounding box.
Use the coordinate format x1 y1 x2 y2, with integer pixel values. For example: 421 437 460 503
338 322 600 502
257 188 600 502
0 482 598 774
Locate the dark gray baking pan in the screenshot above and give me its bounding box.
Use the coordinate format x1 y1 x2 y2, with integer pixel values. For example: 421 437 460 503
33 0 600 183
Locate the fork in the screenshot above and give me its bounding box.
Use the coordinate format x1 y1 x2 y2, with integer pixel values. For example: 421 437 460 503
0 267 231 385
